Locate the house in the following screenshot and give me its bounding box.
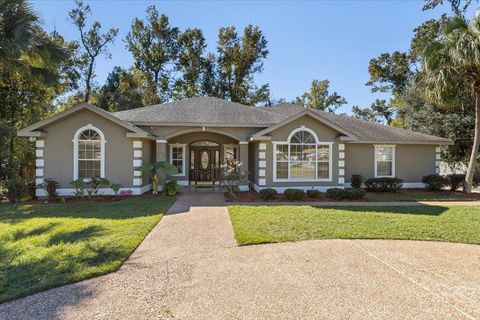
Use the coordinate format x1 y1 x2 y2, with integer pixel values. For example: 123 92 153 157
18 97 453 196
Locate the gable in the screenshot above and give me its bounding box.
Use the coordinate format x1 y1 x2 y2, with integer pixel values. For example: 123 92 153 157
18 103 153 139
268 114 341 141
251 110 357 141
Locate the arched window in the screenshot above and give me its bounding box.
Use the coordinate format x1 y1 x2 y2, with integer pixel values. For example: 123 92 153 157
274 127 332 181
73 125 106 180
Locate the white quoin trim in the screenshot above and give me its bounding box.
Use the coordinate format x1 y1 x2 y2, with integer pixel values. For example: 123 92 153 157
133 140 143 148
259 143 267 150
72 124 106 180
35 140 44 148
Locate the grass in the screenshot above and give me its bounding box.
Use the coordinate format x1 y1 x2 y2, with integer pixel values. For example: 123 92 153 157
0 196 175 303
228 205 480 246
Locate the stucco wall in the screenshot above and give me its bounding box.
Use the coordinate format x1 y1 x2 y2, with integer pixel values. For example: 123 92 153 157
42 109 135 188
344 143 437 183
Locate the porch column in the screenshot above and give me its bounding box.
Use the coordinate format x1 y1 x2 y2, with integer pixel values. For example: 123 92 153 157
239 141 249 189
156 140 168 188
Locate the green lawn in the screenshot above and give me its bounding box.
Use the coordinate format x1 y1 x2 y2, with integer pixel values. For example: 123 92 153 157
0 197 175 303
228 205 480 246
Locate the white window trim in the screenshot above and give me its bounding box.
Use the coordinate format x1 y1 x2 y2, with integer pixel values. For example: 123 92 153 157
169 144 186 177
374 144 396 178
272 126 333 182
72 124 106 181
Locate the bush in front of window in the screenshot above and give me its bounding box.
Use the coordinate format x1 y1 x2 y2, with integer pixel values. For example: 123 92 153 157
364 177 403 192
306 190 322 198
87 177 111 196
326 188 366 200
350 174 365 189
283 189 304 201
421 174 449 191
259 188 278 201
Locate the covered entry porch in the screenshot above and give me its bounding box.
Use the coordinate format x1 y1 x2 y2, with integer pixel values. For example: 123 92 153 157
155 130 250 190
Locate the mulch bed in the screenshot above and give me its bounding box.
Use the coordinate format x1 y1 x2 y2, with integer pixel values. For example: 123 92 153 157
18 193 171 205
224 189 480 203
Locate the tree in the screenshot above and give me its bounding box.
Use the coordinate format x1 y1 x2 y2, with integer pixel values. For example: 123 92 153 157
366 52 412 96
295 79 347 112
0 0 72 180
351 106 380 123
96 66 146 111
134 161 177 195
423 0 476 15
69 0 118 103
126 6 179 104
173 28 209 99
216 25 270 105
420 13 480 192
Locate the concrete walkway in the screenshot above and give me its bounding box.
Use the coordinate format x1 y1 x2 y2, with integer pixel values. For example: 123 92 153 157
1 193 480 320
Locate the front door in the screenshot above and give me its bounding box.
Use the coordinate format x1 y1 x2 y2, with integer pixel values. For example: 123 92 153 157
189 142 220 185
197 148 213 182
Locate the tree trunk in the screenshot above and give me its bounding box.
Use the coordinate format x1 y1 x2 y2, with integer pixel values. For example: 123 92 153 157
464 92 480 193
84 59 94 103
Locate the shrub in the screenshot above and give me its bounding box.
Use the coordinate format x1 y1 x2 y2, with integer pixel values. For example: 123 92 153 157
447 174 465 191
327 188 366 200
364 177 403 192
26 181 36 200
70 178 86 199
1 179 25 204
119 189 133 196
111 183 121 196
306 190 322 198
164 180 179 196
38 178 59 200
283 189 304 201
350 174 364 189
421 174 449 191
259 188 277 201
87 177 110 196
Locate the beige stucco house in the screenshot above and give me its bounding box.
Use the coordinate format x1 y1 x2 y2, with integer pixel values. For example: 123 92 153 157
18 97 453 197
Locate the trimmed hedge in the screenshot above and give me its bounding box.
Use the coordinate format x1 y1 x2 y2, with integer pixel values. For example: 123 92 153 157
259 188 278 201
421 174 449 191
447 174 465 191
364 177 403 192
284 189 304 201
306 190 322 198
326 188 366 200
350 174 365 189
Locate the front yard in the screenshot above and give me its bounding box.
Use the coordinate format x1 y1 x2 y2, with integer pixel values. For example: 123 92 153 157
0 196 175 303
228 205 480 246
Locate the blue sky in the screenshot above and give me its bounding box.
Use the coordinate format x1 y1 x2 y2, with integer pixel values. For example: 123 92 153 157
32 0 457 113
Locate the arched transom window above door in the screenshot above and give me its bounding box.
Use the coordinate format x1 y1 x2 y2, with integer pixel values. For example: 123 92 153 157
274 127 333 182
73 125 106 180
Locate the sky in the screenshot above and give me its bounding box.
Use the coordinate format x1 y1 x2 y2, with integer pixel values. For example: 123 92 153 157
31 0 464 114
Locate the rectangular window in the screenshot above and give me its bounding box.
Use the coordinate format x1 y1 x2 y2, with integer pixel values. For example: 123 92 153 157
375 145 395 177
171 145 185 175
224 145 238 163
275 143 331 181
78 140 101 178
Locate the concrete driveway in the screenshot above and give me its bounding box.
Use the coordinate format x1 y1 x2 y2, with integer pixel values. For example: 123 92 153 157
1 193 479 320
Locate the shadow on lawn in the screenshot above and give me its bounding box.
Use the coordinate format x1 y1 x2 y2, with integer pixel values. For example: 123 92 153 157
0 232 124 306
315 205 449 216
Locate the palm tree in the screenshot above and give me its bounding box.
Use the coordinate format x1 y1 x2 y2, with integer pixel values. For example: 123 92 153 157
421 11 480 193
135 161 178 195
0 0 68 179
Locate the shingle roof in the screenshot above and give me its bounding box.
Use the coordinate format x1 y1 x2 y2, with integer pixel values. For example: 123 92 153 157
112 97 452 144
113 96 284 125
265 103 453 144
